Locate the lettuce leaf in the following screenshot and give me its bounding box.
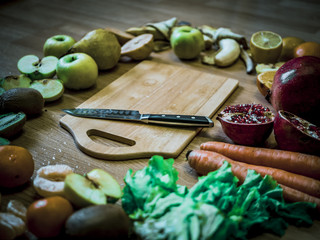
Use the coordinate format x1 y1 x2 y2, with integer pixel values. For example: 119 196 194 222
122 155 315 240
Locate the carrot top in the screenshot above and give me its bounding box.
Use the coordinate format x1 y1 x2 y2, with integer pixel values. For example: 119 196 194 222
121 156 315 240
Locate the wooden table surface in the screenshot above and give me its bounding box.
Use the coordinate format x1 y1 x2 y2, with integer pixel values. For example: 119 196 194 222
1 0 319 239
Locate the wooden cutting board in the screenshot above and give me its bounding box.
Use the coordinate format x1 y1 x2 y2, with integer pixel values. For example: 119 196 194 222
60 61 238 160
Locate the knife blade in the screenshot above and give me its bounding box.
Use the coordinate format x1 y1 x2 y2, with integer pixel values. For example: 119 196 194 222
62 108 214 128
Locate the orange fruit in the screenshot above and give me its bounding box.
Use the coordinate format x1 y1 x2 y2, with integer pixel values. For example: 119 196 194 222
294 41 320 58
0 145 34 188
26 196 74 238
280 36 305 60
257 70 276 97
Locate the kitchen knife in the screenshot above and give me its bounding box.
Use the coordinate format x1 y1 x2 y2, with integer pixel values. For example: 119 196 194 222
62 108 214 128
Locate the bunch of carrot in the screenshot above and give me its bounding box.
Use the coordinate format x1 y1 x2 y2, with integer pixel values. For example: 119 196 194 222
186 141 320 212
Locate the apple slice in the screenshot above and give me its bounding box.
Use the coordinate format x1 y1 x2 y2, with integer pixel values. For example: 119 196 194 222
1 75 31 91
121 33 154 60
17 55 58 80
64 173 107 208
86 169 122 203
30 79 64 102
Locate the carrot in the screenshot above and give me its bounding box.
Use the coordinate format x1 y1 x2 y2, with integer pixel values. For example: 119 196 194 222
200 141 320 180
280 185 320 213
187 149 320 199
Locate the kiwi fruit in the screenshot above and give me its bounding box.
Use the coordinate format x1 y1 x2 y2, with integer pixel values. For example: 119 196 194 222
0 112 26 138
0 88 44 115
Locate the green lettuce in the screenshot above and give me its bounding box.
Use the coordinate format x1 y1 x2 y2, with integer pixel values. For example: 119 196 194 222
122 155 315 240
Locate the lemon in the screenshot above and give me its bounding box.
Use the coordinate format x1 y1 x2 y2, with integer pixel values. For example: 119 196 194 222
250 31 283 64
280 36 305 60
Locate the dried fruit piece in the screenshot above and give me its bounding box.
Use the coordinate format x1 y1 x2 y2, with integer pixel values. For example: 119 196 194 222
256 71 276 97
0 212 26 240
33 164 73 197
121 33 154 60
217 103 274 146
274 110 320 155
7 200 27 222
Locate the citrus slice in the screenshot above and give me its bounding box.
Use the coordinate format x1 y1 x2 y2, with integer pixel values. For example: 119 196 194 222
250 31 282 64
256 70 276 97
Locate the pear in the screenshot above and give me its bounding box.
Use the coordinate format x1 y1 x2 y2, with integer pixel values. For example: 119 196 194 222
69 29 121 70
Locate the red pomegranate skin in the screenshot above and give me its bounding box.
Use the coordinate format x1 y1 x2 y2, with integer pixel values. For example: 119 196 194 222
269 56 320 126
274 110 320 156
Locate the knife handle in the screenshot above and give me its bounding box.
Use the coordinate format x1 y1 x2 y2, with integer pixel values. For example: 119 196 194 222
143 114 214 128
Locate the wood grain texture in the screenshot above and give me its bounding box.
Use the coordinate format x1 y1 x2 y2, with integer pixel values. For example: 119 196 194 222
0 0 319 239
60 61 238 160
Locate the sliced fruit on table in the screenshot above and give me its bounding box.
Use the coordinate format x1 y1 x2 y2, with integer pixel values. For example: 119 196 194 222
280 36 305 61
0 88 44 115
255 61 285 74
30 79 64 102
146 17 177 40
0 212 26 240
250 31 283 64
256 70 276 97
0 74 31 91
33 164 74 197
17 55 58 80
26 196 74 238
274 110 320 156
63 169 122 208
217 103 274 146
7 199 27 222
0 112 26 138
121 33 154 60
294 41 320 58
104 27 135 45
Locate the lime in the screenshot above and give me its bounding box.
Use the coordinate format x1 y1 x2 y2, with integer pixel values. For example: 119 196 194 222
250 31 283 64
280 36 305 60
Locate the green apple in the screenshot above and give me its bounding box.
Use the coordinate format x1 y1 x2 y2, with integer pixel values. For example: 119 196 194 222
64 173 106 208
86 169 122 203
63 169 122 208
43 34 76 58
1 74 31 91
56 53 98 90
170 26 205 60
30 79 64 102
17 55 58 80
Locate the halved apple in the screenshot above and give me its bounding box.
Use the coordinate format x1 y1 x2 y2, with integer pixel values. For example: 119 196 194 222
86 169 122 203
1 74 31 91
17 55 58 80
63 169 122 208
30 79 64 102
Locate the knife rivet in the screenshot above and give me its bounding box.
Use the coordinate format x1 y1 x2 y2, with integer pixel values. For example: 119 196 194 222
177 116 180 118
191 116 195 119
162 114 165 117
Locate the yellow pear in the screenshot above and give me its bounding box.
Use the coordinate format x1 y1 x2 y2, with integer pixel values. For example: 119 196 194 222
69 29 121 70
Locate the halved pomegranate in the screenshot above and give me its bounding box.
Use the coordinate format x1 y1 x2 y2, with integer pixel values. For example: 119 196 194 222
274 110 320 155
217 103 274 146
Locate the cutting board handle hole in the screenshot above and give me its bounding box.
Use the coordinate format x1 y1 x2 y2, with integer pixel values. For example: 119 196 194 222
87 129 136 147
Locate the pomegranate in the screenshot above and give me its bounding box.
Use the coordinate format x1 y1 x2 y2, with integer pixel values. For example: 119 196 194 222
267 56 320 125
217 103 274 146
274 110 320 155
